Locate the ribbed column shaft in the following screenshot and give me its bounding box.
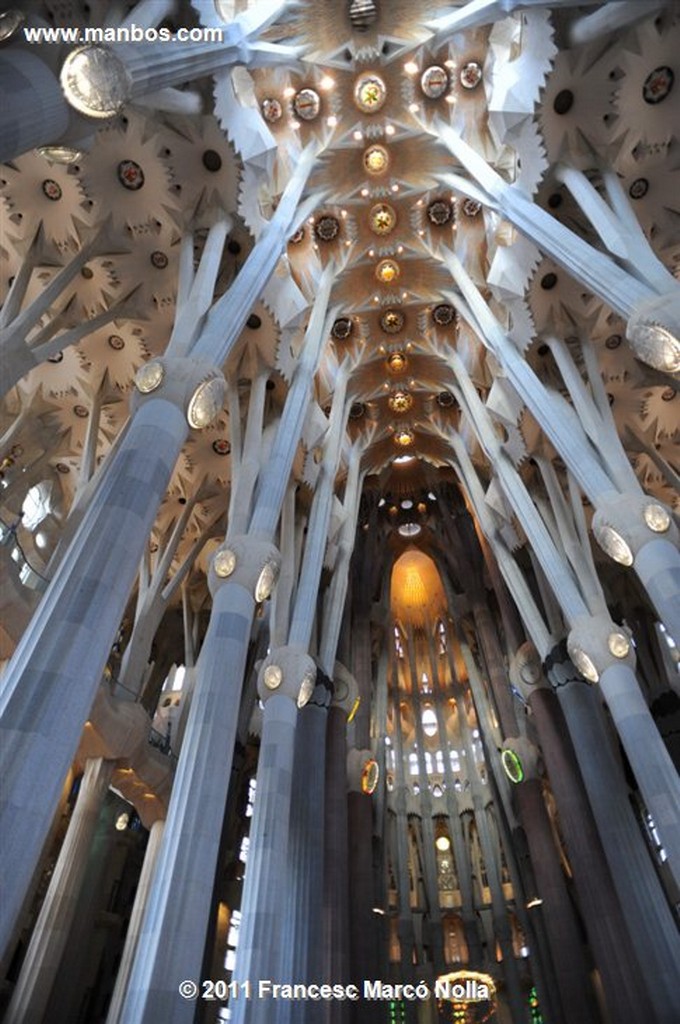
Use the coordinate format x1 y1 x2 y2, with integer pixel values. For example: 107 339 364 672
527 688 650 1023
119 583 255 1024
231 693 298 1024
106 818 165 1024
0 51 70 163
278 697 328 1024
347 790 379 1022
323 706 351 1024
0 398 187 962
5 758 113 1024
635 537 680 649
599 661 680 888
555 676 680 1021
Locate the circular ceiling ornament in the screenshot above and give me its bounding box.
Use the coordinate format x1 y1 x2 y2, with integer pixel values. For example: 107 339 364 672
462 198 482 217
540 272 558 290
315 215 340 242
387 351 408 373
363 144 389 175
354 73 387 113
432 303 455 326
350 402 366 419
420 65 449 100
380 309 405 334
394 427 414 447
437 391 455 408
41 179 63 202
108 334 125 351
56 462 71 474
605 333 622 350
331 317 353 340
261 97 283 123
135 360 165 394
150 250 168 269
212 439 231 456
553 88 574 115
369 202 397 235
117 159 145 191
661 387 676 401
293 88 321 121
60 45 131 119
643 66 674 104
460 61 483 90
388 390 413 413
376 258 400 283
73 404 89 418
427 199 453 226
629 178 649 200
48 351 64 363
0 9 25 43
202 149 222 172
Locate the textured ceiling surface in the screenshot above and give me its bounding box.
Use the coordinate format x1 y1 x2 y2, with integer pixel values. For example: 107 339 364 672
1 0 678 609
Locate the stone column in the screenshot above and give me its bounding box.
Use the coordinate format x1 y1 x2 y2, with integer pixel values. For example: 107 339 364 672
0 359 219 961
549 653 680 1021
504 739 598 1024
106 818 165 1024
230 647 317 1024
5 757 114 1024
278 675 332 1024
0 49 71 163
512 645 650 1023
567 615 680 889
323 687 353 1024
118 541 278 1024
347 752 380 1023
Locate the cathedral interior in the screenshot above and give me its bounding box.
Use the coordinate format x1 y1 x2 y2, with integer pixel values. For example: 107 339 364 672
1 1 679 1022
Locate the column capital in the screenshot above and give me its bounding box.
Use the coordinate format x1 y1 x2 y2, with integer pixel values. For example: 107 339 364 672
330 660 359 717
130 355 225 431
593 491 678 567
347 748 379 795
567 612 636 685
627 292 680 374
208 535 280 601
501 737 540 783
257 644 316 707
510 641 549 700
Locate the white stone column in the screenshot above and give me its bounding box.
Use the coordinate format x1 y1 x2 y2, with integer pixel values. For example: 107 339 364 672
105 818 165 1024
5 757 114 1024
0 50 70 163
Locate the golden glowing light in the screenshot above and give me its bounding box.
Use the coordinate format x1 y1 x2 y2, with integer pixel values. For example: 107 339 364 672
370 203 397 235
376 259 400 283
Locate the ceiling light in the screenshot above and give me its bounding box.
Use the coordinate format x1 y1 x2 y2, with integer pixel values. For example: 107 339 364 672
435 835 451 852
326 115 338 127
385 124 396 136
404 61 419 75
394 427 414 447
319 75 335 91
361 758 380 794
